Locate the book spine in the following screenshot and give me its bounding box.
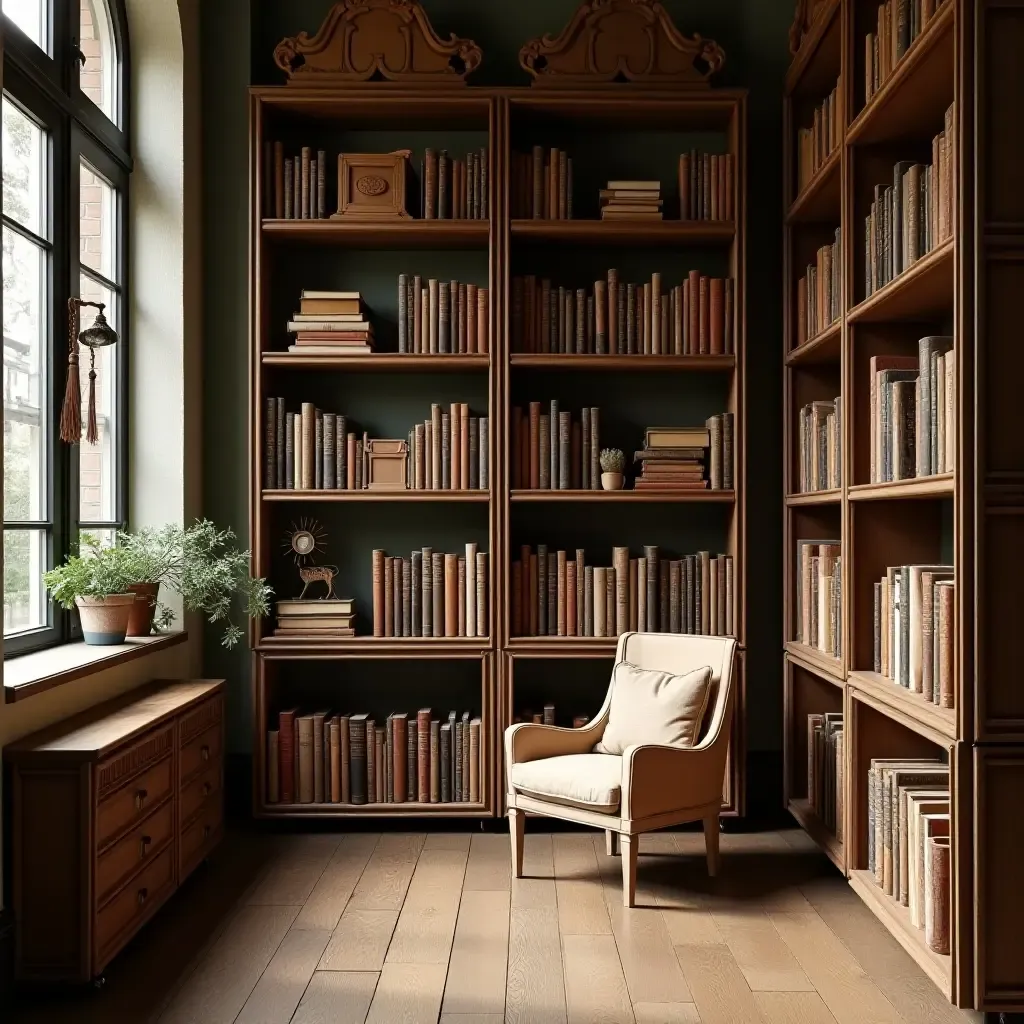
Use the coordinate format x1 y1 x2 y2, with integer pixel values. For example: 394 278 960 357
589 407 600 488
424 149 437 219
613 546 629 636
314 411 323 490
644 545 659 631
532 145 544 218
264 397 275 488
537 544 548 635
417 709 431 803
438 723 449 802
594 567 607 637
349 718 367 804
432 552 444 638
422 546 433 637
584 565 594 636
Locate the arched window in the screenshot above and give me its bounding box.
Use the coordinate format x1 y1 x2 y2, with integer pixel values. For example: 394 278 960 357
2 0 130 653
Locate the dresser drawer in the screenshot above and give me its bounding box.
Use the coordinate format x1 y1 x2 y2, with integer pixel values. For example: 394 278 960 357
180 801 222 880
180 762 221 826
95 844 174 965
96 798 174 905
96 753 174 849
180 723 221 784
179 695 223 747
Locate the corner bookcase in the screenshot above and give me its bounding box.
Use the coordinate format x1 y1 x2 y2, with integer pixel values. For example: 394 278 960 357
783 0 1024 1011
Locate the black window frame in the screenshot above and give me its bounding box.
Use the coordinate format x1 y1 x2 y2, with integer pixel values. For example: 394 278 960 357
3 0 131 656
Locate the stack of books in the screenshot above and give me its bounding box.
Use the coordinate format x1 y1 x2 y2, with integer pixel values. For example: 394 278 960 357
634 426 710 491
286 290 374 355
274 598 355 638
599 180 663 221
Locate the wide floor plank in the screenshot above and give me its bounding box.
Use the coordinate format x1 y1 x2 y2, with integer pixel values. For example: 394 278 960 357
562 934 635 1024
554 831 610 935
291 971 379 1024
234 928 331 1024
755 991 839 1024
505 907 567 1024
711 908 814 992
441 890 510 1017
606 901 692 1003
513 833 557 910
463 833 512 891
385 848 467 965
246 835 341 907
364 962 447 1024
293 834 380 931
347 834 425 912
318 909 399 972
632 1003 701 1024
660 906 723 945
674 942 769 1024
438 1016 504 1024
423 833 473 850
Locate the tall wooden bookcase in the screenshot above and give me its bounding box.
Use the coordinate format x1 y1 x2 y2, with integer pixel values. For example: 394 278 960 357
783 0 1024 1010
248 7 748 825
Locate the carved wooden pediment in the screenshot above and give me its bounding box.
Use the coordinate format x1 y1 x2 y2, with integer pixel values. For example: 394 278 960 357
519 0 725 89
789 0 829 55
273 0 482 87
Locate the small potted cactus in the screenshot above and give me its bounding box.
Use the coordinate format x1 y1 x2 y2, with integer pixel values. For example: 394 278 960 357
599 448 626 490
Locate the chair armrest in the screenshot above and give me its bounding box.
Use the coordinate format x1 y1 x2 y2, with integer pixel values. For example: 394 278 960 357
504 715 606 769
620 742 726 820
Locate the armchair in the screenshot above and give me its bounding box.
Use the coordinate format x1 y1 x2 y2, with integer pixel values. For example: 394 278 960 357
505 632 737 907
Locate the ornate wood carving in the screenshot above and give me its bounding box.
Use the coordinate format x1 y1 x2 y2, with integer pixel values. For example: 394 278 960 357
518 0 724 89
273 0 482 87
788 0 829 56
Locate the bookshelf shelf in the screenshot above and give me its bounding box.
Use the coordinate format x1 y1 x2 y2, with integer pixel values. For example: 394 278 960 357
786 648 844 690
786 147 842 224
257 637 492 654
510 489 735 504
507 636 619 654
509 354 735 371
786 321 841 365
848 670 957 742
259 801 488 818
261 353 490 371
510 219 735 246
787 797 844 872
784 0 841 97
261 489 490 503
785 489 842 506
261 218 490 249
847 475 954 502
847 238 954 323
784 641 843 682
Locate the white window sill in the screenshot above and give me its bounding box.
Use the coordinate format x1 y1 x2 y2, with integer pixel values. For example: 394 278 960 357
3 631 187 703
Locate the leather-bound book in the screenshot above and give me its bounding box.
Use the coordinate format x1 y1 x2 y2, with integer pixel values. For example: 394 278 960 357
607 269 619 354
479 417 489 489
549 400 559 487
267 730 280 803
925 836 951 954
437 149 448 220
651 272 662 356
332 415 345 490
443 553 458 637
512 560 523 636
346 432 356 489
450 402 461 490
528 552 538 636
264 396 276 488
613 547 629 636
461 711 471 800
453 719 464 801
586 294 595 352
415 708 431 803
556 286 566 353
469 719 481 803
300 403 315 489
372 549 385 637
594 279 607 354
297 716 314 803
687 270 700 353
279 708 299 804
398 273 409 353
457 556 467 637
438 279 450 354
273 141 284 217
532 145 544 218
314 411 323 490
439 413 451 489
575 289 586 353
566 560 577 637
707 414 723 490
385 719 394 804
556 550 568 636
538 415 550 490
703 152 711 218
383 557 395 638
684 556 695 634
557 149 568 219
391 714 407 804
558 412 571 490
629 558 638 631
625 282 637 354
641 284 650 354
411 274 423 353
476 552 487 637
460 402 471 489
421 546 433 637
364 719 377 803
725 556 734 636
709 154 719 220
698 276 709 354
438 722 450 802
724 279 734 354
679 152 691 219
540 279 551 352
429 403 441 490
312 710 327 803
397 557 408 636
427 278 438 353
348 714 368 804
709 277 724 354
644 546 659 631
323 413 336 490
593 567 608 637
300 148 311 217
424 148 437 219
466 152 475 219
537 545 548 636
406 720 416 801
283 155 293 218
284 409 295 490
722 412 734 490
699 551 711 635
377 726 386 803
571 422 581 489
413 423 424 490
410 549 423 636
659 560 670 632
477 288 488 354
936 581 954 708
606 569 616 639
576 548 586 635
717 556 727 635
293 156 301 218
584 565 595 637
338 714 350 802
466 282 478 354
709 556 719 635
432 552 444 638
512 407 523 489
465 542 478 638
455 281 465 353
581 407 591 489
589 408 600 487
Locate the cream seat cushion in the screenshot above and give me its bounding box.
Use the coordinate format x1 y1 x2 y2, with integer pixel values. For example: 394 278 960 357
594 660 713 755
510 753 622 813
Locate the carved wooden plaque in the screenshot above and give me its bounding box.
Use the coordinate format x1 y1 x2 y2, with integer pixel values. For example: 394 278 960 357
274 0 483 87
519 0 725 89
334 151 412 219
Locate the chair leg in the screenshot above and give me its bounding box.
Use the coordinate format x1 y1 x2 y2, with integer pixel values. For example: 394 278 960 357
605 830 619 856
620 834 637 907
509 808 525 878
703 812 720 877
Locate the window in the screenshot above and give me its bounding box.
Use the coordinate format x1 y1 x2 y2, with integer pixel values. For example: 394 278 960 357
2 0 129 654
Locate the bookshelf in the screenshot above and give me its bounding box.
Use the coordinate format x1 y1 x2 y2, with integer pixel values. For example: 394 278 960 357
783 0 1024 1011
248 2 748 827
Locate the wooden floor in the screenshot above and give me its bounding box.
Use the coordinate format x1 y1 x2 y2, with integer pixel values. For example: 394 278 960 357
9 826 982 1024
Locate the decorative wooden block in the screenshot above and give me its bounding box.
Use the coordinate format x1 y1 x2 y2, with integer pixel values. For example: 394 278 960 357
366 439 409 490
333 151 411 219
273 0 482 87
519 0 725 89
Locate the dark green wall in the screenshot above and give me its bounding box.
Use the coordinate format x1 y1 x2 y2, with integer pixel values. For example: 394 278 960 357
201 1 791 774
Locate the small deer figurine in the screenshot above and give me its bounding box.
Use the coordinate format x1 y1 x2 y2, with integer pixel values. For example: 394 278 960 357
298 564 338 600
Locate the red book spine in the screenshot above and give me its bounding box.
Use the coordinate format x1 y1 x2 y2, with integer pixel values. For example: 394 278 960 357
416 709 431 803
278 709 297 803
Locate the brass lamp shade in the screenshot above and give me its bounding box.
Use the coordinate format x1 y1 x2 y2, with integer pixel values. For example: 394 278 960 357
59 298 120 445
78 308 118 349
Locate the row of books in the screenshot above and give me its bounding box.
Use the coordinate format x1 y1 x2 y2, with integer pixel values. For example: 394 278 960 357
509 146 574 220
872 564 954 708
263 402 357 491
796 541 842 659
267 708 482 806
869 337 954 483
863 106 955 298
396 276 490 355
274 598 354 639
797 398 842 492
511 403 600 490
421 148 489 220
636 418 734 491
679 151 735 221
513 705 590 728
265 144 327 220
511 545 735 639
796 230 841 345
807 712 843 839
371 547 488 639
797 83 840 194
867 757 950 955
285 290 373 356
864 0 945 104
510 272 735 356
406 404 488 491
600 180 662 221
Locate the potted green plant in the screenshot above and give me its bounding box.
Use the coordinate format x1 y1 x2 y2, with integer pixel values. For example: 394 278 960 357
42 545 136 645
599 448 626 490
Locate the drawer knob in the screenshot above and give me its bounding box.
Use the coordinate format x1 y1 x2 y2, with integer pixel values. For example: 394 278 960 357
137 888 148 906
134 789 148 810
139 836 151 858
201 745 210 762
202 782 212 797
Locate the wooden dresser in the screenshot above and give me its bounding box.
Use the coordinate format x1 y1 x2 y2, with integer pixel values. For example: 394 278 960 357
5 678 224 983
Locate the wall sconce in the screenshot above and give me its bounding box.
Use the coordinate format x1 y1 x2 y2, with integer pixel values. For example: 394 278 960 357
60 297 120 445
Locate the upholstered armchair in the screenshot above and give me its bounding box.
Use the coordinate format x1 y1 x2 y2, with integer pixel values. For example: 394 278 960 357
505 632 738 907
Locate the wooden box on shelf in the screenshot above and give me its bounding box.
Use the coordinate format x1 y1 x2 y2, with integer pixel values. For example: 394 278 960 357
333 151 412 219
365 439 409 490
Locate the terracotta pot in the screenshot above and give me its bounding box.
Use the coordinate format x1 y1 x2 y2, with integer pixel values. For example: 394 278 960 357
601 471 625 491
75 594 135 645
126 582 160 637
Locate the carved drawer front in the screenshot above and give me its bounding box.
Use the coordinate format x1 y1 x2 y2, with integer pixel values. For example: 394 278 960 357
179 696 223 747
180 800 222 880
96 798 174 906
96 725 174 801
180 723 221 784
180 762 221 826
96 752 174 849
94 844 174 965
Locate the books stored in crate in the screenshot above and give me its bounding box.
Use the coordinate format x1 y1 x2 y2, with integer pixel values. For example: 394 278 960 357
509 146 574 219
678 150 735 221
868 337 954 483
274 598 355 638
420 148 489 220
871 564 954 707
796 82 840 193
372 546 488 638
600 180 662 221
267 707 483 806
796 230 842 345
264 142 328 220
511 544 734 638
863 106 955 299
864 0 946 104
510 271 734 356
407 403 489 491
866 757 950 954
797 398 841 492
285 290 373 355
510 402 599 490
795 540 842 658
396 275 489 355
806 712 844 838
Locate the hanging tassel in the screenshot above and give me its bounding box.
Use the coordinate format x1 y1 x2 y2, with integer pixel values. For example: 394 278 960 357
60 298 82 444
86 348 99 445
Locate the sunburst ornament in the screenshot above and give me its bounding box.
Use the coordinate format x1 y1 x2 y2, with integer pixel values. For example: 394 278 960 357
282 517 327 565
